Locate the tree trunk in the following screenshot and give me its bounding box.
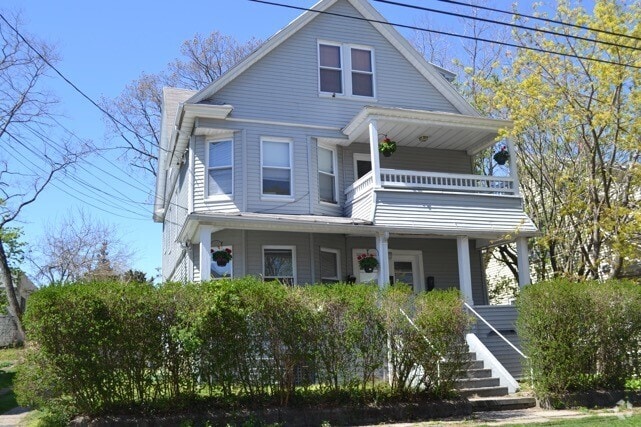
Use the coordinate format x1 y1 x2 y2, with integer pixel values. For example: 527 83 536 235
0 237 25 343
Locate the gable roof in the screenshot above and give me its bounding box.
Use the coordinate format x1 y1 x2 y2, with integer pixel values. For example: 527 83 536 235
187 0 478 116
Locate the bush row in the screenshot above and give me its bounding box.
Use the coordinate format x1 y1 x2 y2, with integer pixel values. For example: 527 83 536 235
17 278 472 416
517 279 641 398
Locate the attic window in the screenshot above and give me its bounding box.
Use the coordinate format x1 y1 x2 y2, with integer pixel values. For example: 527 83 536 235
318 41 374 98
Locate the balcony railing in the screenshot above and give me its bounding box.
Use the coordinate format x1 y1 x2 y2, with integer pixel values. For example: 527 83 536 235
345 168 517 203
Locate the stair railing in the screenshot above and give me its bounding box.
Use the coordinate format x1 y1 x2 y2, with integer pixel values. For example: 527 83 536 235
463 302 533 384
399 308 447 383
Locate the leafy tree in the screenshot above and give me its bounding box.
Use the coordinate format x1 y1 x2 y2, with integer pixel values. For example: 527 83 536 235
103 31 261 179
484 0 641 280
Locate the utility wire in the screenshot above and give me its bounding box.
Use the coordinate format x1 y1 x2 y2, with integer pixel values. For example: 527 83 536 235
372 0 640 51
428 0 641 42
0 12 167 153
248 0 640 69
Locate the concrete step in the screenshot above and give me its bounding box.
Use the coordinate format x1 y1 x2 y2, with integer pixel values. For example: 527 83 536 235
458 385 510 398
464 368 493 379
456 377 500 389
469 396 537 411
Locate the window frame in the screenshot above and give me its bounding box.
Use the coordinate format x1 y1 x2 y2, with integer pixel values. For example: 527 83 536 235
205 137 234 199
260 137 294 200
320 247 341 283
318 144 338 205
262 245 297 285
318 40 376 99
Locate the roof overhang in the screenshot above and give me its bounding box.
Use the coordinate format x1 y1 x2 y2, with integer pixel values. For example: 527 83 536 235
334 106 513 155
166 103 234 170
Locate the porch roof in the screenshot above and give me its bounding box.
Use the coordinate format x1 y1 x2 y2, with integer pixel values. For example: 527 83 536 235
177 211 536 245
325 106 513 155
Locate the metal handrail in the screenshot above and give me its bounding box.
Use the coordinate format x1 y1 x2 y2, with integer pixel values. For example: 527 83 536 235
464 302 528 360
399 308 446 382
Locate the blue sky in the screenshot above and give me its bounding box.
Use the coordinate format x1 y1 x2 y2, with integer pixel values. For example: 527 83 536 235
2 0 587 283
3 0 422 283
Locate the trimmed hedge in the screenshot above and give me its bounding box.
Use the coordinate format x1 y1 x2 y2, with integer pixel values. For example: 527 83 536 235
517 279 641 399
16 278 472 418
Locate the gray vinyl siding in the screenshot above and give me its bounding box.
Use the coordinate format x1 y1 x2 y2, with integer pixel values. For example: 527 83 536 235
342 144 473 188
470 305 523 378
193 135 242 214
207 1 458 129
373 192 536 235
162 164 190 281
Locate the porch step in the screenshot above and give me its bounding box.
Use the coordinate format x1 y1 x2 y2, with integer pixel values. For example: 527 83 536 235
469 396 537 411
458 385 510 398
465 368 493 379
456 377 500 389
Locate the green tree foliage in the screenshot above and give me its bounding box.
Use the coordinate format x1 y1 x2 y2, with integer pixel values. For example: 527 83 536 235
483 0 641 280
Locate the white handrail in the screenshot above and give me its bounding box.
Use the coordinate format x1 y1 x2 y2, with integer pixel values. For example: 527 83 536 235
399 308 446 382
464 302 528 360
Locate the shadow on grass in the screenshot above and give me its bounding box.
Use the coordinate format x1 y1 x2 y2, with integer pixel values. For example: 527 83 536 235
0 370 18 414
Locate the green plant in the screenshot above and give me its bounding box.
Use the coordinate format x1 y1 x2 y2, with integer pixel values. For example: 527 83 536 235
211 247 232 264
493 146 509 165
378 137 397 156
357 253 378 271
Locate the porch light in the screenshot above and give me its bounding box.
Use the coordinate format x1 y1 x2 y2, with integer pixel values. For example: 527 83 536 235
418 135 429 142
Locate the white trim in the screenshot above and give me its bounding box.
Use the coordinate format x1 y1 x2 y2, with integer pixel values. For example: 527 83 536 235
320 247 341 282
318 40 376 99
226 117 341 131
318 144 338 205
353 153 371 181
205 137 234 199
262 245 297 285
260 136 294 199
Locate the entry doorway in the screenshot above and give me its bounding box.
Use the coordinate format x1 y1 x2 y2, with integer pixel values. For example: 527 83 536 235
390 250 424 292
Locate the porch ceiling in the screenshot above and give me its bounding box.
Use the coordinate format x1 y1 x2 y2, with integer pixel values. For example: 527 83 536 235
336 106 513 155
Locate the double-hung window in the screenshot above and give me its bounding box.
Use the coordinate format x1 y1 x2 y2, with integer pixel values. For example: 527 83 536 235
318 42 374 98
261 138 292 198
318 146 337 204
263 246 296 285
207 139 233 197
320 248 341 283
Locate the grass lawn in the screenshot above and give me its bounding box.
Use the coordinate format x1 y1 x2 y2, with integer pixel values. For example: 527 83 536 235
0 347 22 414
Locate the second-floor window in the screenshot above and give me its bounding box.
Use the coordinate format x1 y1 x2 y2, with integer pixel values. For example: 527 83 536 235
318 42 375 98
318 146 337 204
261 138 292 198
207 139 233 197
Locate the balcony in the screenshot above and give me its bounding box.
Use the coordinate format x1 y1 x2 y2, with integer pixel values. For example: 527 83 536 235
344 169 536 238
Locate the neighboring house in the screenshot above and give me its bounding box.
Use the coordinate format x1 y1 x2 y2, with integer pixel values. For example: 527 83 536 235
154 0 537 375
0 273 37 347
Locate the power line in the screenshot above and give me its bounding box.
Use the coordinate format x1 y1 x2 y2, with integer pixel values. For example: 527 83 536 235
0 12 167 154
248 0 640 69
428 0 641 43
372 0 640 51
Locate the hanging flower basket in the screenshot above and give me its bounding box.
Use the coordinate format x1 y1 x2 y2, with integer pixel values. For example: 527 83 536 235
379 137 397 157
211 248 232 266
493 146 509 165
357 252 379 273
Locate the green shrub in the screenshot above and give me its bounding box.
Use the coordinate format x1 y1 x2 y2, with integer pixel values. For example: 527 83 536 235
19 279 471 419
517 279 641 398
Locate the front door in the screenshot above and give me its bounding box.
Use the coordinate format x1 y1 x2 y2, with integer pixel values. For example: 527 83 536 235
390 251 424 292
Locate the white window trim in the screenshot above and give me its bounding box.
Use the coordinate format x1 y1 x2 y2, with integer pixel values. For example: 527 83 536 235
262 245 297 285
318 144 339 205
353 153 371 182
205 137 234 201
318 40 376 100
320 247 341 282
260 137 294 200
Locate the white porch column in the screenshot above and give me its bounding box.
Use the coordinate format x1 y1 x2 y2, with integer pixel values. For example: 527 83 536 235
516 237 531 287
198 226 213 282
456 236 474 305
368 119 382 188
376 232 389 289
504 138 521 196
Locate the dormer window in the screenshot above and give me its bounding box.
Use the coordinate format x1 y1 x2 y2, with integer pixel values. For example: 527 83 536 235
318 41 375 98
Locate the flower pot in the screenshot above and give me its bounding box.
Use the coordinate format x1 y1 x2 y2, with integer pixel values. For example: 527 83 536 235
363 266 374 273
216 260 229 267
493 151 509 165
382 151 392 157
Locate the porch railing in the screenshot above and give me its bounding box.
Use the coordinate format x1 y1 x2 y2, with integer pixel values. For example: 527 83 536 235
345 168 517 204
